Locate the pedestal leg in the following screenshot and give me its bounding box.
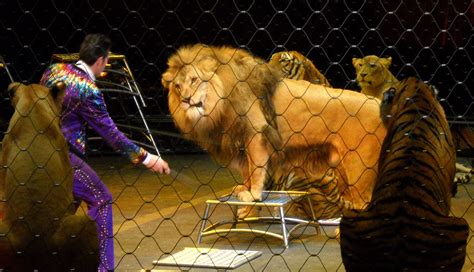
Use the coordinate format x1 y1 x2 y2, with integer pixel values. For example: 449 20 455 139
198 203 211 244
279 206 289 248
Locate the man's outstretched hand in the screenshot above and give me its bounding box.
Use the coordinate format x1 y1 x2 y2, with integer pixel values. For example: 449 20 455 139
143 153 171 174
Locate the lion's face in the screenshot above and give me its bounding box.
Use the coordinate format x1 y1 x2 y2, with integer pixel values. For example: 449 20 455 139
168 65 209 120
353 55 393 88
162 58 224 133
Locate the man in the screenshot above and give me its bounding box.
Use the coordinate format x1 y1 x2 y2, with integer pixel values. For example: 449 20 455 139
41 33 170 271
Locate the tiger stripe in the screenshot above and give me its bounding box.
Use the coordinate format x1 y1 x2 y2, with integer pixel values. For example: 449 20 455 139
269 51 332 87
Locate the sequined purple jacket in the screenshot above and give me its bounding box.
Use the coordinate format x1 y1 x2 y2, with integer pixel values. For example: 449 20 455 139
40 63 146 163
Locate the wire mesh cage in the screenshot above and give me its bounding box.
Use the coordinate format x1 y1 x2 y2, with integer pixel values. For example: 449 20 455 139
0 0 472 271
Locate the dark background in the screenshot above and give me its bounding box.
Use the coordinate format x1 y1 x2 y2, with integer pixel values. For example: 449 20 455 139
1 0 472 152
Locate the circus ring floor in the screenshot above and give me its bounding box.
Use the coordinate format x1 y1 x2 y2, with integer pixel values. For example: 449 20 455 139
55 154 474 271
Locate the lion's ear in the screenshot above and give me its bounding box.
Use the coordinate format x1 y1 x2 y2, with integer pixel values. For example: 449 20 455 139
51 82 65 98
161 71 173 89
50 82 66 111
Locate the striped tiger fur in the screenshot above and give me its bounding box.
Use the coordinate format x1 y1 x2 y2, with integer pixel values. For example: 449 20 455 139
267 145 353 220
269 51 332 87
340 78 469 271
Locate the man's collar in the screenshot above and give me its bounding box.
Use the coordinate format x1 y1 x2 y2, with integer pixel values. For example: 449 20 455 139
75 60 96 81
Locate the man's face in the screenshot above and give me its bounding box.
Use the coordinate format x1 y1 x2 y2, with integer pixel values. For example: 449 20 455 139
91 53 109 77
97 54 109 74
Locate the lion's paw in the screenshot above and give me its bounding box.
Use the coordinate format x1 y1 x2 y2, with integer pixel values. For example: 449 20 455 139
237 206 252 219
334 227 340 241
250 190 262 202
237 190 254 202
236 206 261 219
236 191 263 218
232 185 249 196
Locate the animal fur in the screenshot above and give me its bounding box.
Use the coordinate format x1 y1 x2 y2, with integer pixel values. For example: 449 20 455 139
353 55 399 100
354 55 473 186
340 78 469 271
268 50 332 87
0 83 99 271
162 44 386 218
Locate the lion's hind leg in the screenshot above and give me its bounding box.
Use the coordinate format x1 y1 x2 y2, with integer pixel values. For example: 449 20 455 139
52 214 99 271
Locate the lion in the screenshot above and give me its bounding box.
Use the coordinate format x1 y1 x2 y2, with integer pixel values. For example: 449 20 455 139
162 44 386 219
0 83 99 270
353 55 399 100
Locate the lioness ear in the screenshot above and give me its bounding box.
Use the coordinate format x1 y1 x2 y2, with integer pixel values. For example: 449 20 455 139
381 56 392 68
352 58 360 66
7 82 21 100
7 82 22 106
50 82 66 110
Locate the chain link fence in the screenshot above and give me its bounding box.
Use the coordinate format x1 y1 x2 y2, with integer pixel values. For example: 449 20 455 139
0 0 472 271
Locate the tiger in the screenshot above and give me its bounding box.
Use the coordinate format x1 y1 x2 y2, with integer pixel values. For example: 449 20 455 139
267 145 353 220
352 55 399 100
269 51 332 87
339 78 469 271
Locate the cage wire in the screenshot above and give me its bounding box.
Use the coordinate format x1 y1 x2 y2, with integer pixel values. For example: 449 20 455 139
0 0 473 271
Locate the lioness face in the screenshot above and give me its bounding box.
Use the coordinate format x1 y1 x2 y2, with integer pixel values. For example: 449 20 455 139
7 83 65 133
353 56 391 88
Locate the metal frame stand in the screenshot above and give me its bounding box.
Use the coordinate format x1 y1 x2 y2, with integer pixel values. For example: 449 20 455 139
198 191 319 248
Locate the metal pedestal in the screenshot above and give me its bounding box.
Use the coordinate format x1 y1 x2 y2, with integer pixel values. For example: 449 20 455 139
198 191 319 248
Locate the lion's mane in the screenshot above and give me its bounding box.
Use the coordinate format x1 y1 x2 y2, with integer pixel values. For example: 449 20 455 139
162 44 281 178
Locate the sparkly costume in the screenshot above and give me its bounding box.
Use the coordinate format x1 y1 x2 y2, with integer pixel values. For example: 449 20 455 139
41 63 147 271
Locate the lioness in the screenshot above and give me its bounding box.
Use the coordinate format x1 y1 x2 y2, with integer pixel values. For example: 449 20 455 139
162 44 386 218
0 83 98 270
353 55 399 100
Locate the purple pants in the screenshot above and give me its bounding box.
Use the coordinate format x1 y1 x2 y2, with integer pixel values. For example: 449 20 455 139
70 153 114 272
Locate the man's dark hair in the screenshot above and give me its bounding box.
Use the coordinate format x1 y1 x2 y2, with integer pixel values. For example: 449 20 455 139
79 34 111 65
